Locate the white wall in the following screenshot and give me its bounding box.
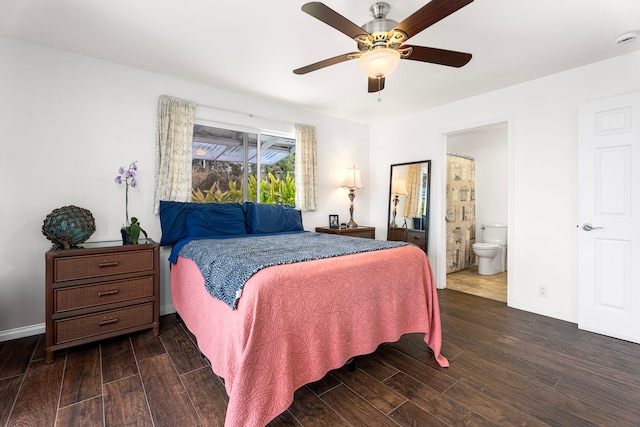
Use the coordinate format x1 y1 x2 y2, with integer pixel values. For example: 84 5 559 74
3 35 640 338
0 36 369 339
369 50 640 323
448 125 508 241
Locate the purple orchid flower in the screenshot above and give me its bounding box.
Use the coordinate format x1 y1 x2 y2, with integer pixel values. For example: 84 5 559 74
115 161 139 227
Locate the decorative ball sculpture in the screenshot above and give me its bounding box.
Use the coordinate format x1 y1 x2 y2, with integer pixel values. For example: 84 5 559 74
42 205 96 249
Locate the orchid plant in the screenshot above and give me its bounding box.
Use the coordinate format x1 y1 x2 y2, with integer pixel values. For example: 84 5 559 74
115 161 138 226
115 161 146 243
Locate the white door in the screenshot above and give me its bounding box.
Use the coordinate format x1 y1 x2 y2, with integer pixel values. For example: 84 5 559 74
578 91 640 343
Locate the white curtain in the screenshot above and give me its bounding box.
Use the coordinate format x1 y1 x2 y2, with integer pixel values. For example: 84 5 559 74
294 123 318 211
153 95 196 213
403 163 422 218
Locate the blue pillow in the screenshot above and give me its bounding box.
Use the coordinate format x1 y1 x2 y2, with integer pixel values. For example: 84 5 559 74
186 203 246 238
159 201 189 246
243 202 304 233
243 202 284 233
283 206 304 231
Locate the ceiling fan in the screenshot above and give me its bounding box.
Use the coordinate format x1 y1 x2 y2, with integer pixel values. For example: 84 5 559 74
293 0 474 93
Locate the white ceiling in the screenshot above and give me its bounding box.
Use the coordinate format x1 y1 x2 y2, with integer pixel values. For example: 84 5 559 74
1 0 639 125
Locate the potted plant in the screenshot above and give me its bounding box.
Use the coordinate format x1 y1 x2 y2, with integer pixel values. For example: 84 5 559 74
115 161 147 244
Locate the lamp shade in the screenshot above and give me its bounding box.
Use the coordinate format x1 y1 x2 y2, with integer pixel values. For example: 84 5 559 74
358 48 401 79
341 166 364 190
391 176 408 195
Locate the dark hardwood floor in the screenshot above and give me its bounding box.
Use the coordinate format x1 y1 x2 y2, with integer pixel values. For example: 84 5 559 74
2 289 640 426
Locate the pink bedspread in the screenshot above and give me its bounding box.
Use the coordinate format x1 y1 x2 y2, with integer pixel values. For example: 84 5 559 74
171 244 448 426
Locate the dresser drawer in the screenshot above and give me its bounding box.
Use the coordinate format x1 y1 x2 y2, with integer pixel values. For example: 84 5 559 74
315 226 375 239
407 230 426 247
345 229 375 239
54 250 155 281
54 276 154 313
388 228 408 242
54 303 154 344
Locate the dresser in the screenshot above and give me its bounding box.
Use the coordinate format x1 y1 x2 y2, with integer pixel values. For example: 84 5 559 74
315 226 375 239
388 227 427 254
45 240 160 363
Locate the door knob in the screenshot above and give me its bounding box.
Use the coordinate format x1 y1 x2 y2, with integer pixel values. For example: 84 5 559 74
582 223 603 231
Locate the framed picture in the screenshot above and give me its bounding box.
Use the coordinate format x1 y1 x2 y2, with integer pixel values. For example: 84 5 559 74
329 214 339 229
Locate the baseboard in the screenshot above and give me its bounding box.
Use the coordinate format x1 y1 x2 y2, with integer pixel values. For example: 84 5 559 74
0 304 177 343
0 323 45 342
160 303 176 316
508 300 576 324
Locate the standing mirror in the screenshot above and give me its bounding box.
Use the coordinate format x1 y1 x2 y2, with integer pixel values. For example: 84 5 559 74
387 160 431 254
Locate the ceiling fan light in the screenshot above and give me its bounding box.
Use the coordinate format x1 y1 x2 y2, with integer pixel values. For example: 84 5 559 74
358 48 401 79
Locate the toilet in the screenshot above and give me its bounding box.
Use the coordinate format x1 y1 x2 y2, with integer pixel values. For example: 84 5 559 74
472 224 507 275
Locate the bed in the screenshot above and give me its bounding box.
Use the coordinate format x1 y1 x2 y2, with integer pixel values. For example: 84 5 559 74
160 201 448 427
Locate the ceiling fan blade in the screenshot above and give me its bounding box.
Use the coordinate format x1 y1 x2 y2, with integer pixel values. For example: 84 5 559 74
392 0 474 40
403 45 472 67
293 53 359 75
368 77 385 93
301 2 369 40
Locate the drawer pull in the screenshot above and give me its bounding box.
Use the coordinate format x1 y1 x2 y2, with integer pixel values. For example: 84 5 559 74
98 261 120 268
97 289 119 297
98 318 119 326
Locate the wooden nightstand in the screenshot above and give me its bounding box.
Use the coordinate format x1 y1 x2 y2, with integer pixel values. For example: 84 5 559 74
45 240 160 363
315 226 375 239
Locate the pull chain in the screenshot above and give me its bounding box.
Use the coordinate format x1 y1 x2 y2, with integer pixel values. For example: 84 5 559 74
377 77 382 102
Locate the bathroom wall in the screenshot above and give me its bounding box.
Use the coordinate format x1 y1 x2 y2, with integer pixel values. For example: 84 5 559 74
447 126 508 243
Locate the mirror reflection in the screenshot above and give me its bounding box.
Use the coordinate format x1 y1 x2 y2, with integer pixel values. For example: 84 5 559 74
387 160 431 254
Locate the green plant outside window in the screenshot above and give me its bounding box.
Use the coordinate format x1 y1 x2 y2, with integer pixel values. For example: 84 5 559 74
191 124 296 205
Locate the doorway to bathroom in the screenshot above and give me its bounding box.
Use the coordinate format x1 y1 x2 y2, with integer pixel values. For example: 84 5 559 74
441 121 510 303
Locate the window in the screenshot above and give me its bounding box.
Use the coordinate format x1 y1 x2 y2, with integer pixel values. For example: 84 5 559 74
191 124 296 205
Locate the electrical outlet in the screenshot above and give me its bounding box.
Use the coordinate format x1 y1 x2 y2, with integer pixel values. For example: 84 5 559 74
538 286 548 298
